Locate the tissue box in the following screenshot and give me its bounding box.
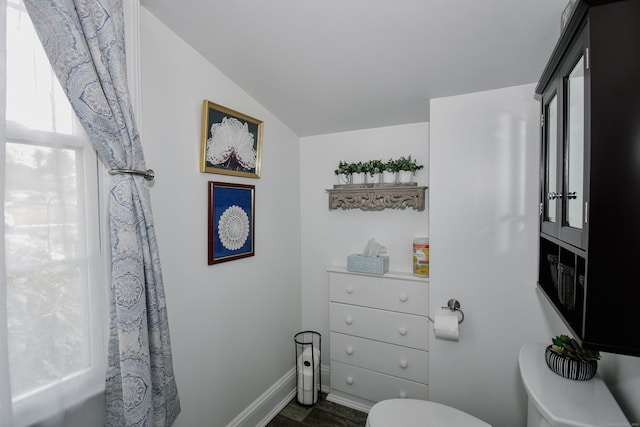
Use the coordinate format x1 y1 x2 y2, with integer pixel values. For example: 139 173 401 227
347 254 389 275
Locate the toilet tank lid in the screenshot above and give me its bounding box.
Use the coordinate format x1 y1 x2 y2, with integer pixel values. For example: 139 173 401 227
368 399 490 427
519 343 629 427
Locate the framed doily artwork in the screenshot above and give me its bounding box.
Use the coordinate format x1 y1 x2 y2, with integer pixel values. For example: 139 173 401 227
200 100 263 178
208 181 255 265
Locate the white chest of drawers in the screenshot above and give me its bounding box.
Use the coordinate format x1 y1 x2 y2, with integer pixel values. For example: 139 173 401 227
327 267 429 411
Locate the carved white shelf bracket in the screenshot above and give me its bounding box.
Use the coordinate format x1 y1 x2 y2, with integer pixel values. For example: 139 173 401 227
326 184 427 211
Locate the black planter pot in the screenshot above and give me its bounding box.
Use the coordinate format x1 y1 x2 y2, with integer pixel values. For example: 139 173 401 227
545 345 597 381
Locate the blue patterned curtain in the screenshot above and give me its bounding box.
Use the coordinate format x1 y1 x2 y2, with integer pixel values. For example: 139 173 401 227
22 0 180 425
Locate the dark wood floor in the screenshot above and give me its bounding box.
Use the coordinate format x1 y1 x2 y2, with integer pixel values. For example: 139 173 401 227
266 394 368 427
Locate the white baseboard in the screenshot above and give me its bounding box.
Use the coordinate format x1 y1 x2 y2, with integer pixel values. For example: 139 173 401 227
326 391 373 413
321 363 330 394
226 364 330 427
226 367 295 427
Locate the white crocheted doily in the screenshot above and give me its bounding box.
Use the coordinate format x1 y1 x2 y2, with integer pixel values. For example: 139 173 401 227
206 117 257 169
218 205 250 250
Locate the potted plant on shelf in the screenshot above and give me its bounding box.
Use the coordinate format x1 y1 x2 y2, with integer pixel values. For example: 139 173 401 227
545 334 600 381
366 159 384 184
382 158 399 184
351 161 366 184
334 161 353 184
396 155 424 184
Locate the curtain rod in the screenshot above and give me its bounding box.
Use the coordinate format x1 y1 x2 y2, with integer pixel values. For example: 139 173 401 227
108 168 155 181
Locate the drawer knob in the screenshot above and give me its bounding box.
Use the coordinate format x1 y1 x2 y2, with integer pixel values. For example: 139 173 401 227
345 316 353 325
399 293 408 302
346 285 354 294
346 376 354 385
399 391 407 399
398 327 407 336
399 359 408 369
346 346 354 355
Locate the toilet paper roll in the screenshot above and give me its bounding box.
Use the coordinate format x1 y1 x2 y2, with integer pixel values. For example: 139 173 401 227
299 346 320 370
297 387 317 405
297 348 320 405
298 366 319 390
433 312 459 341
297 370 318 405
297 346 320 400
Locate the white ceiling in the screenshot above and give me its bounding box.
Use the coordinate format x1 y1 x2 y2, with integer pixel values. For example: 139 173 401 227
141 0 567 137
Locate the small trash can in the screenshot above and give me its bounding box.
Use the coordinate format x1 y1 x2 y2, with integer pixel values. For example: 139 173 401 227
294 331 321 406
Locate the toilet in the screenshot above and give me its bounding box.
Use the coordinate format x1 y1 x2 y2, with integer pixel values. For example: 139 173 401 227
365 399 490 427
367 341 631 427
519 342 630 427
366 342 630 427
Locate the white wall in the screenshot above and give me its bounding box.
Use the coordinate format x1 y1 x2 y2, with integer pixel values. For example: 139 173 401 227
429 84 555 427
429 84 640 427
139 8 302 426
299 123 429 360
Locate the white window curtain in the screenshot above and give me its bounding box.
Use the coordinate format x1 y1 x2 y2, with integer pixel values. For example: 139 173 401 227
1 0 108 426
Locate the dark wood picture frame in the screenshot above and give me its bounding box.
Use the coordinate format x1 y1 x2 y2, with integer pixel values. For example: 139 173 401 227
200 100 263 179
208 181 255 264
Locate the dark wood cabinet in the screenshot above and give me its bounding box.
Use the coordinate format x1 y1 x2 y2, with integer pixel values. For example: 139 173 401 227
536 0 640 357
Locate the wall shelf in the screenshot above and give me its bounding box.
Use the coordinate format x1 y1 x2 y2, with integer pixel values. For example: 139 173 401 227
326 184 427 211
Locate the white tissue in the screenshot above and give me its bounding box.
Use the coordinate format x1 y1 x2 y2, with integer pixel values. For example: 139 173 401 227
362 238 387 257
433 312 459 341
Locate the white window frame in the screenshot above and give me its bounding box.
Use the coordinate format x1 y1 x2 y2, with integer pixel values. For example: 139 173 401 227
5 125 108 427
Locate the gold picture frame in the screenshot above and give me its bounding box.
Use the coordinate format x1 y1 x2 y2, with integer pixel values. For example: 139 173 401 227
200 100 263 178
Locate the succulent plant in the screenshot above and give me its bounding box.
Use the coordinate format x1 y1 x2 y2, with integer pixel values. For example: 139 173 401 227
551 335 601 363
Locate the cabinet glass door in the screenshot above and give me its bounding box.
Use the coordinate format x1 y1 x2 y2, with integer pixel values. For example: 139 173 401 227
541 85 561 239
565 56 585 230
545 94 559 224
560 43 587 249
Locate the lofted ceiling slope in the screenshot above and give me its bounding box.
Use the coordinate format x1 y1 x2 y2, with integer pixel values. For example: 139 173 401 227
141 0 568 137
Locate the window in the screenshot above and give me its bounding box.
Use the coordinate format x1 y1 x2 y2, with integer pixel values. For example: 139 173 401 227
4 0 106 424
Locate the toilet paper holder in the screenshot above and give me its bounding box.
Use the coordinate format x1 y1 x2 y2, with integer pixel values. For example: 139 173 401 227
428 299 464 324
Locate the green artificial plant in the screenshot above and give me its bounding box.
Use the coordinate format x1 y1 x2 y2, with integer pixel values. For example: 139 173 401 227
334 161 352 176
366 159 385 177
550 335 601 363
395 155 424 173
